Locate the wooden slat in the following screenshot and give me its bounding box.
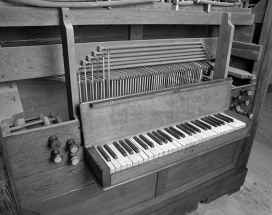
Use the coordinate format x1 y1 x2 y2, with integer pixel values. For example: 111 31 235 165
4 120 82 180
0 8 255 27
22 173 157 215
60 8 79 119
252 0 267 24
0 38 217 82
231 41 262 61
213 13 234 79
80 79 232 147
228 67 256 79
15 162 94 206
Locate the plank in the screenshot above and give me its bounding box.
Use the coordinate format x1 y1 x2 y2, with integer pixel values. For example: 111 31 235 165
22 173 157 215
213 13 234 79
231 41 262 61
228 67 256 79
15 162 94 206
81 79 232 147
60 8 79 119
0 38 217 82
252 0 268 24
229 185 272 215
4 120 82 180
0 8 255 27
196 195 249 215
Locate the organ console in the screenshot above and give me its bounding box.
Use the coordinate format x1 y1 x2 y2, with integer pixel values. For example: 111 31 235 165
0 1 271 215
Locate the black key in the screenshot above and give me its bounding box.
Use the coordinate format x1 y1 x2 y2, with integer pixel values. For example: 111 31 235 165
104 144 118 159
191 121 207 131
164 128 180 139
97 146 111 162
201 118 218 127
218 113 234 122
176 124 192 136
182 123 196 134
139 135 154 148
125 139 140 153
169 126 185 138
196 119 212 130
113 142 127 157
208 116 225 125
206 116 221 126
152 131 168 143
157 130 173 142
185 122 201 133
147 132 163 145
133 136 148 150
119 140 134 155
214 114 231 123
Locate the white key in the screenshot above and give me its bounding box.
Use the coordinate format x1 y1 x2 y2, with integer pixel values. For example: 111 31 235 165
189 122 213 140
198 119 222 135
220 113 246 129
139 135 160 159
144 135 164 157
186 122 208 140
173 125 198 146
213 114 240 130
131 138 153 161
160 130 183 151
126 151 139 166
146 134 169 155
108 143 132 169
161 129 187 149
125 139 144 164
102 146 122 172
96 147 115 174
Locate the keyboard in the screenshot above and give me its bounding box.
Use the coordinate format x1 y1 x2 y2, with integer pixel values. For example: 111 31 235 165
93 113 246 174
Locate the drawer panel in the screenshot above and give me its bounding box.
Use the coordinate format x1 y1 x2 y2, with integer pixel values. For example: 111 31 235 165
22 173 157 215
165 140 239 191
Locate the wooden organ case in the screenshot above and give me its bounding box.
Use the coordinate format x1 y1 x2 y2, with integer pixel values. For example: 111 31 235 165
0 0 272 215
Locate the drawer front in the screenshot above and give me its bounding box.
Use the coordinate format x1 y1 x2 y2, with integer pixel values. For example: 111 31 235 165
164 140 240 192
22 173 157 215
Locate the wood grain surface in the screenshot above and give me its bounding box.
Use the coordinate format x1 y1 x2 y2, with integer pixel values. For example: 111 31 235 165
81 79 232 147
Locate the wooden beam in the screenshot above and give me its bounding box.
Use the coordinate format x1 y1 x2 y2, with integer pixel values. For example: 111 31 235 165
60 8 79 120
213 13 234 79
0 7 255 27
252 0 268 24
231 41 262 61
237 0 272 168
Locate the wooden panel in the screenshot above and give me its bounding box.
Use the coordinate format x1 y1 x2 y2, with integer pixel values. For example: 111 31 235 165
22 173 157 215
0 8 255 27
252 0 268 24
165 140 238 191
4 120 82 180
0 38 217 82
233 26 254 43
129 25 143 40
115 169 247 215
81 79 232 147
15 162 94 206
231 41 262 61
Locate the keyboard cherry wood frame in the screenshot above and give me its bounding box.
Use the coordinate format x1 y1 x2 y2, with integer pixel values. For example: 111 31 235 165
81 78 249 188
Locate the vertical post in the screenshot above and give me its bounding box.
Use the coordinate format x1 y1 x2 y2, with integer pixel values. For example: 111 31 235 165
213 13 235 80
60 8 79 120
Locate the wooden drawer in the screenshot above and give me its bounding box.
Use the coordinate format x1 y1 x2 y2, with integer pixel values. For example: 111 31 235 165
22 173 157 215
157 139 243 194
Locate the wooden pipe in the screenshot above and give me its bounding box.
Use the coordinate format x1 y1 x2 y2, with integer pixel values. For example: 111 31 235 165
5 0 159 8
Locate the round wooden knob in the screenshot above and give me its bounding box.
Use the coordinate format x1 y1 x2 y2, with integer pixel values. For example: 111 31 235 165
240 89 252 96
243 100 250 106
66 139 79 153
51 150 63 164
69 153 80 166
49 136 61 150
244 112 253 119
